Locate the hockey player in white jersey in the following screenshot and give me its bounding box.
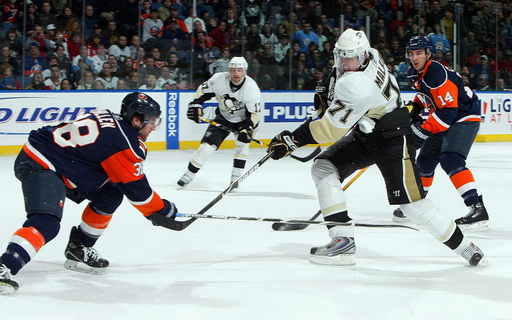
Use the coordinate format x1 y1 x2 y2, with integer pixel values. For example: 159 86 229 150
177 57 261 187
267 28 487 267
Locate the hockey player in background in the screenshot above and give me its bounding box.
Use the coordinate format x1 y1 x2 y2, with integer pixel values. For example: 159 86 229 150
0 92 179 295
177 56 261 188
391 36 490 231
267 28 487 267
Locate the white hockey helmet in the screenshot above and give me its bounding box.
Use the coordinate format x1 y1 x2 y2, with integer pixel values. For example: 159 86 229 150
334 28 370 69
228 56 248 70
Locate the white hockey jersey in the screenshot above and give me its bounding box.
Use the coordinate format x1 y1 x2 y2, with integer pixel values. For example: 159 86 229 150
197 72 261 124
310 48 404 143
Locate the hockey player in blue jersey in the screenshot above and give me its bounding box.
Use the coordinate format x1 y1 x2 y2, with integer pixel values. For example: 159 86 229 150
392 36 490 231
0 92 179 295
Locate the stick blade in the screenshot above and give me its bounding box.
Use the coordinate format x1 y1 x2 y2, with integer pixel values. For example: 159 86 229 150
271 222 308 231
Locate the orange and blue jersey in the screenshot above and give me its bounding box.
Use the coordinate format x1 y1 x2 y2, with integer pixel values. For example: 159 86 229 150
407 60 481 135
22 109 165 217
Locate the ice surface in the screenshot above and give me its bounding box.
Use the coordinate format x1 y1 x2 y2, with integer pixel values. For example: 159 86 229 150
1 143 511 320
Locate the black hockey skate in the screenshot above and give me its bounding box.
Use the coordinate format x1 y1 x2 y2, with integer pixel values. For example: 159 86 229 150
455 196 490 231
0 260 18 295
64 227 109 275
392 208 410 223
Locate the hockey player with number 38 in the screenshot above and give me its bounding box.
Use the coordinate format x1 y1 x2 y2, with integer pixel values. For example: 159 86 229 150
0 92 180 295
267 28 487 267
177 56 261 188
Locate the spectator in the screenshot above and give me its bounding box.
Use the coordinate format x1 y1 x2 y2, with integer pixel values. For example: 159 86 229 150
257 43 277 76
116 78 129 90
143 9 164 42
97 62 119 89
41 57 66 80
292 21 318 53
25 25 51 58
209 20 229 51
292 61 312 90
0 46 19 76
497 78 510 91
102 20 121 47
63 18 82 42
71 45 95 77
0 29 23 59
56 6 77 30
67 32 83 60
38 1 58 28
91 79 106 90
315 24 327 51
268 5 287 31
283 12 300 38
86 35 102 57
209 48 231 74
167 52 187 83
461 32 478 67
158 0 173 22
425 0 444 28
161 19 189 52
184 7 206 33
43 65 62 90
246 23 262 53
25 73 47 90
24 45 48 77
470 55 494 91
259 23 279 47
139 73 162 90
75 71 96 90
118 0 141 37
128 35 141 59
428 24 451 54
165 7 188 32
21 3 41 34
108 35 132 63
0 63 20 90
240 0 265 31
51 44 72 79
138 56 161 79
91 44 108 74
273 34 290 65
59 78 73 90
440 8 455 46
157 65 178 87
116 57 135 79
150 47 167 68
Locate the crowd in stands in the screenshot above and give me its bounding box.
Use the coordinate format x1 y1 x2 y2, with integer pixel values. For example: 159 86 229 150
0 0 511 92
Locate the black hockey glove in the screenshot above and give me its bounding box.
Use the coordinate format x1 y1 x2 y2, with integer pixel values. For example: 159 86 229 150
314 83 329 117
411 122 431 149
147 199 178 228
405 102 424 124
267 130 301 160
187 103 203 123
237 123 253 143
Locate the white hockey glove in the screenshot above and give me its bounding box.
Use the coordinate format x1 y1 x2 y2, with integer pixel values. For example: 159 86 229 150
187 103 203 123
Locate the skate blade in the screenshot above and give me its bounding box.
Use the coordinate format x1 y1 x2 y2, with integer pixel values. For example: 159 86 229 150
309 254 356 266
64 259 108 275
0 282 18 295
392 216 410 223
457 220 491 232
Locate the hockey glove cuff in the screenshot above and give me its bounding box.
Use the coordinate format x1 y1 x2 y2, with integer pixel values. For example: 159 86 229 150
147 199 178 227
237 123 254 143
406 102 424 124
267 130 302 160
187 103 203 123
411 122 431 149
314 84 329 117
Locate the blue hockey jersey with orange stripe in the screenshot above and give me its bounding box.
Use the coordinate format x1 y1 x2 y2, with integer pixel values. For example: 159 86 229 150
407 60 481 134
22 109 165 217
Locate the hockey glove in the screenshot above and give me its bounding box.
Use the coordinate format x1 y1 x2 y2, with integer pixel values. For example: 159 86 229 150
237 123 253 143
411 122 431 149
267 130 301 160
187 103 203 123
314 84 329 117
405 102 424 124
147 199 178 228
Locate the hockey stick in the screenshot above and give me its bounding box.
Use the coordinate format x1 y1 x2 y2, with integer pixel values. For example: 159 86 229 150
201 117 321 163
164 151 275 231
272 166 369 231
174 212 419 231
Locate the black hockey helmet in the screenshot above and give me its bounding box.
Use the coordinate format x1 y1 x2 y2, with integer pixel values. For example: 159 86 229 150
406 36 432 56
120 92 161 123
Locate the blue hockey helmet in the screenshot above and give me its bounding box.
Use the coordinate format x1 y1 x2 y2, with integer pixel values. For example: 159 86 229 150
121 92 161 123
406 36 432 56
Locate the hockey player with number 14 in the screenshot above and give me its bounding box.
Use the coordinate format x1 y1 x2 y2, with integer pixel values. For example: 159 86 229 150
0 92 180 295
177 56 261 188
267 28 487 267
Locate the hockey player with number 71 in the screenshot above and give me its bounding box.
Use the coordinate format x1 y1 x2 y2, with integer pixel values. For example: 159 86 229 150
267 28 488 267
0 92 180 295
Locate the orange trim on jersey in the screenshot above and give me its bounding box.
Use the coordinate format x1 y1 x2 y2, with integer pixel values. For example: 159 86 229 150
450 169 475 189
101 149 144 184
421 176 434 188
135 192 165 217
22 144 51 170
14 227 46 252
81 204 112 229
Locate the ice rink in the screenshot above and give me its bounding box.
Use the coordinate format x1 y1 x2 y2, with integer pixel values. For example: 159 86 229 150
1 142 512 320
